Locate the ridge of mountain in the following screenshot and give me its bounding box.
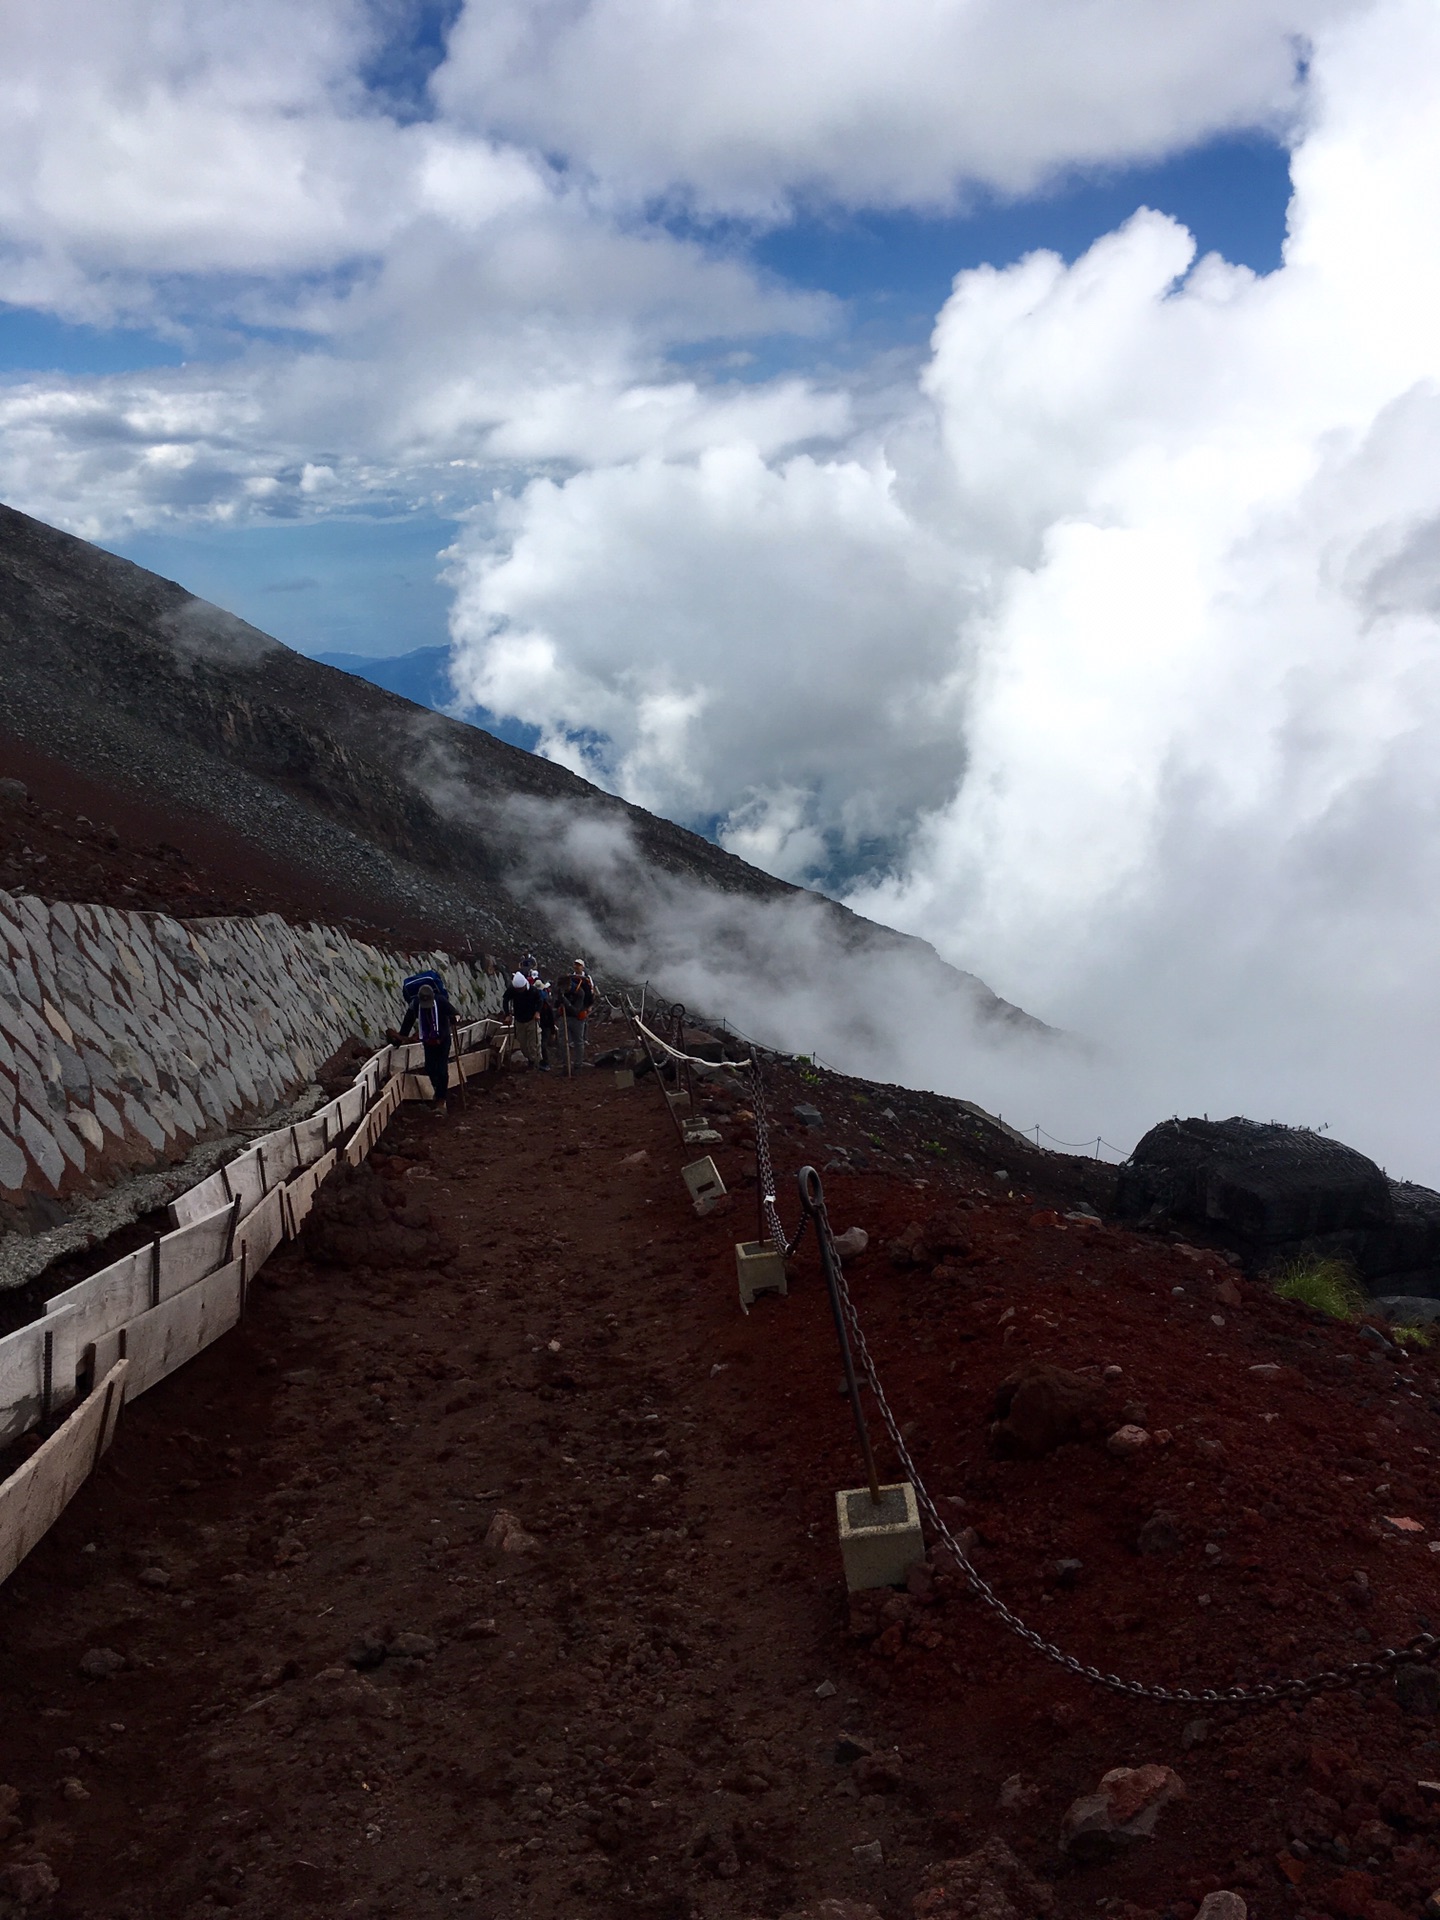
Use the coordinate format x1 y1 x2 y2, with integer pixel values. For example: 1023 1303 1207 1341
0 500 1051 1040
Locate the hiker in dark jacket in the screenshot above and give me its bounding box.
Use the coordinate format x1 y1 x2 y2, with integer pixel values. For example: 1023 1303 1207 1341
560 958 596 1071
502 967 543 1069
396 970 459 1106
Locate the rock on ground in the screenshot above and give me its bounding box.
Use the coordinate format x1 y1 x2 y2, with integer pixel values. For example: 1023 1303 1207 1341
1060 1764 1186 1859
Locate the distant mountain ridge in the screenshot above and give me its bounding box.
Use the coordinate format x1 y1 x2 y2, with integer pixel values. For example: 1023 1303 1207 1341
0 499 1054 1043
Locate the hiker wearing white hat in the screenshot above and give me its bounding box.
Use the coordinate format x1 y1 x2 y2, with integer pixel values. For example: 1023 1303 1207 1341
501 965 543 1069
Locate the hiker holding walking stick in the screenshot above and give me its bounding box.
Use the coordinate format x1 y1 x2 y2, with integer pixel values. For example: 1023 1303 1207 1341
394 969 459 1111
560 958 595 1073
535 972 558 1073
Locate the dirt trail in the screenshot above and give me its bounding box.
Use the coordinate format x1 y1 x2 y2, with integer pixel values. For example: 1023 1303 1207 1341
0 1034 955 1920
3 1034 1440 1920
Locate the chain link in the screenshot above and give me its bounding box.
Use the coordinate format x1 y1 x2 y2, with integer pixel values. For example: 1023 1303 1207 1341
748 1061 810 1259
805 1199 1439 1708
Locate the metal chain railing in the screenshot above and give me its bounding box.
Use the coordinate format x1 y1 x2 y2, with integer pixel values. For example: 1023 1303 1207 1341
748 1057 811 1260
798 1172 1440 1709
622 1011 1437 1706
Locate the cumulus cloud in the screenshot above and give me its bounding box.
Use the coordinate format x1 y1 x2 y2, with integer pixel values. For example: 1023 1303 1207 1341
9 0 1440 1180
446 440 967 870
444 0 1440 1180
438 0 1357 216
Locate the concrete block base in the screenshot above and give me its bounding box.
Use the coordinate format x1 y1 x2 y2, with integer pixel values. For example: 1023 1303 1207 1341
684 1121 722 1146
836 1482 924 1592
666 1090 693 1113
683 1155 727 1215
736 1240 787 1311
613 1068 635 1089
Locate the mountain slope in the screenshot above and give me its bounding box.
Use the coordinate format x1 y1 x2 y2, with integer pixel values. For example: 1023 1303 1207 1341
311 646 543 755
0 501 1051 1041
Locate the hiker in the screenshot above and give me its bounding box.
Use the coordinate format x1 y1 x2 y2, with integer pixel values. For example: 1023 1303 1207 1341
395 969 459 1108
535 972 557 1072
502 966 543 1069
560 957 596 1071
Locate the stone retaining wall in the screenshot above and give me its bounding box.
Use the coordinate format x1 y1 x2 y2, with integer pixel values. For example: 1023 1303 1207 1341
0 889 503 1233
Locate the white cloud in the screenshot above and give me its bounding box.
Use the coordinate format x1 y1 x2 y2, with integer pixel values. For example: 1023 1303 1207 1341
438 0 1359 216
446 440 970 863
442 0 1440 1180
10 0 1440 1179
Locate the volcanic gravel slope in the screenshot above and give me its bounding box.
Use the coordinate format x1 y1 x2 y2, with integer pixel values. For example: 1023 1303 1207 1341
0 500 1046 1036
2 1044 1440 1920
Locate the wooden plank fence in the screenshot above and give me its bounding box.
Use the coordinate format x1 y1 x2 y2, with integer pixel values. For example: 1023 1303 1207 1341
0 1309 78 1447
0 1011 507 1586
0 1361 127 1584
120 1257 246 1400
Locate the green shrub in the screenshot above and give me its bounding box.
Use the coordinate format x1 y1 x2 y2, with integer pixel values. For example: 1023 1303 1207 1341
1268 1255 1366 1319
1392 1324 1433 1351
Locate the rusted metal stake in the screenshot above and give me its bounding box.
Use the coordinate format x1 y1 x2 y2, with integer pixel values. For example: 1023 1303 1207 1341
799 1165 881 1505
750 1049 767 1250
627 1004 688 1151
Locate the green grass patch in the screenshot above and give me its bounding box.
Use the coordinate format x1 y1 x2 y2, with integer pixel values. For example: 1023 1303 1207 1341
1268 1255 1366 1319
1392 1324 1433 1351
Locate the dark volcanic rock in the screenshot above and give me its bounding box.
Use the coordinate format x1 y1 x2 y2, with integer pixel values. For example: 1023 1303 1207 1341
1115 1115 1440 1295
1115 1117 1391 1246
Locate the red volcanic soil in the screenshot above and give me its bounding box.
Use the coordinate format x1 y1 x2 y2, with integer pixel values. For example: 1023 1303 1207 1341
0 734 476 951
1 1040 1439 1920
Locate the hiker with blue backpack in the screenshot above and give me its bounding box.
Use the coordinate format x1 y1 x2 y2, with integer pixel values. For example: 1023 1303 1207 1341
394 969 459 1107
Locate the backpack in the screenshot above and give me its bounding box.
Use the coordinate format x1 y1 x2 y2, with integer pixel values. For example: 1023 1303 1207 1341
403 970 449 1045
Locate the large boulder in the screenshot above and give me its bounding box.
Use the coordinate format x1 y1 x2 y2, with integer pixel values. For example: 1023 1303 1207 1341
1114 1117 1392 1247
990 1364 1113 1459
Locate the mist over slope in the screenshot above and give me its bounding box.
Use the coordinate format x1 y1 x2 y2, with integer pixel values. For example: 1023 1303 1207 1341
0 501 1054 1069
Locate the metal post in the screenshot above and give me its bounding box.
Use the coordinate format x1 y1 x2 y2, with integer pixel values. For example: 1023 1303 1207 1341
670 1004 693 1110
799 1166 881 1505
627 1002 688 1150
223 1193 242 1265
750 1050 768 1250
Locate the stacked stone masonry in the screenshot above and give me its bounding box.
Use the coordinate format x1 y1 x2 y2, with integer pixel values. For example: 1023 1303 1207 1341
0 889 503 1223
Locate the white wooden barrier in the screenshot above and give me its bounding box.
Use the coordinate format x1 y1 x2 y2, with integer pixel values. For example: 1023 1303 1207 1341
344 1079 402 1166
221 1148 266 1219
170 1168 231 1231
234 1185 286 1276
0 1016 470 1589
0 1309 78 1446
120 1258 246 1400
50 1200 242 1379
48 1248 150 1377
0 1360 127 1583
246 1125 300 1186
283 1150 337 1238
